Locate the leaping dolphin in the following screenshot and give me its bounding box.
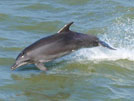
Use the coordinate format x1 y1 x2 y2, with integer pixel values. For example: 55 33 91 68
11 22 115 71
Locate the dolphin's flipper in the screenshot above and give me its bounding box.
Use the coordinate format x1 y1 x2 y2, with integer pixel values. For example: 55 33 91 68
58 22 74 33
99 40 116 50
35 62 47 71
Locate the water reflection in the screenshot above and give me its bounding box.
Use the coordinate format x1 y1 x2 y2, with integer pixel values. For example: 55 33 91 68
1 73 79 100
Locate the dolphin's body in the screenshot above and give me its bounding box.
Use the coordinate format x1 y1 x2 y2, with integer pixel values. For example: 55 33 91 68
11 22 115 71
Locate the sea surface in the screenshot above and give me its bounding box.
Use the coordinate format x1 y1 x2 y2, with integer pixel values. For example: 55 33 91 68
0 0 134 101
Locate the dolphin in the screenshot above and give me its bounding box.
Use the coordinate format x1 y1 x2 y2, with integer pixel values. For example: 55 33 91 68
11 22 115 71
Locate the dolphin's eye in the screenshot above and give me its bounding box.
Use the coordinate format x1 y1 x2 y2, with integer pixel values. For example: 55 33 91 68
21 52 25 58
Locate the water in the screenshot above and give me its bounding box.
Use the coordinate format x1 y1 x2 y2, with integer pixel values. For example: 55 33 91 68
0 0 134 100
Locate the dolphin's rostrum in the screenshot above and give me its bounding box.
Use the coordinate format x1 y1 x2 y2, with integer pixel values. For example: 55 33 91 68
11 22 115 71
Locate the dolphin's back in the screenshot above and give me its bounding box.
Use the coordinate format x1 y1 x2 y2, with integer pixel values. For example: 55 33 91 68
22 32 82 61
24 32 75 51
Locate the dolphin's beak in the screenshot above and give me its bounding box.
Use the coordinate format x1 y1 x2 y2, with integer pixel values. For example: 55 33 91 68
11 62 28 70
11 63 18 70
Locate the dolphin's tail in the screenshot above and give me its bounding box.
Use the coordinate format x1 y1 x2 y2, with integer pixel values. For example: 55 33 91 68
98 40 116 50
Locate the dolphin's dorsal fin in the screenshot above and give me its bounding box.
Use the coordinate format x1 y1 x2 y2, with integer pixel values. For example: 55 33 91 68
58 22 74 33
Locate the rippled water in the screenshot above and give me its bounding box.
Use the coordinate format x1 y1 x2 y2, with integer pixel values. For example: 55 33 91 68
0 0 134 100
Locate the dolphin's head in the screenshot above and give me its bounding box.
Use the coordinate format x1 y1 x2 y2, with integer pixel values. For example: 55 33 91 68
11 51 31 70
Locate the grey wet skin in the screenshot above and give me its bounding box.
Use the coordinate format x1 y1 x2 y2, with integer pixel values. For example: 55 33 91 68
11 22 115 71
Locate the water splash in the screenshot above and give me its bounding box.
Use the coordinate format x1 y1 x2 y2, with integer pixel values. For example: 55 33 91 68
72 47 134 61
66 18 134 62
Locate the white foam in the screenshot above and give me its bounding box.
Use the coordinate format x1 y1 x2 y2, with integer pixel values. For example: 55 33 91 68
71 47 134 62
